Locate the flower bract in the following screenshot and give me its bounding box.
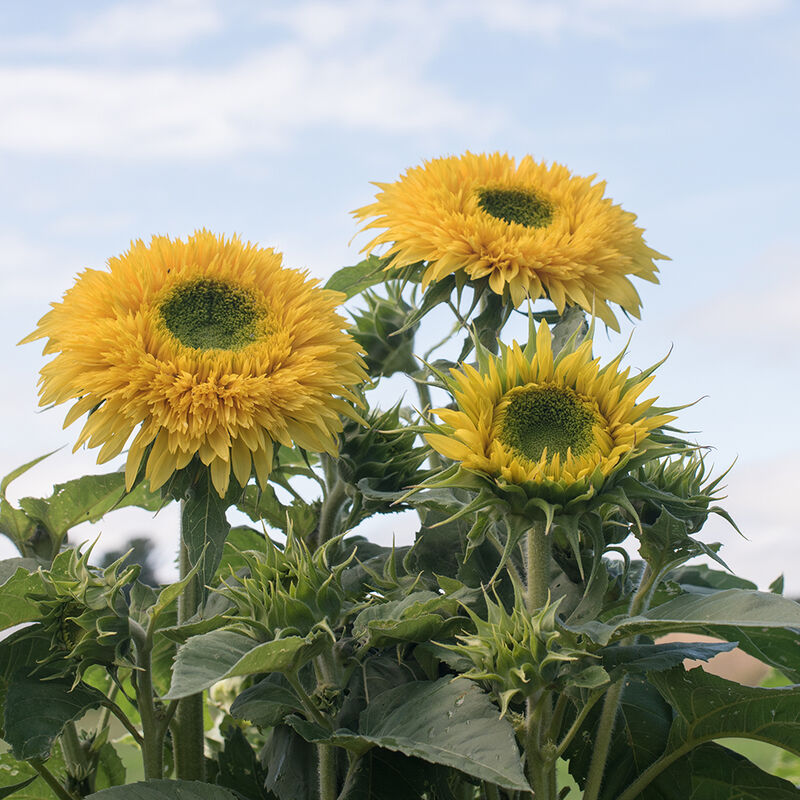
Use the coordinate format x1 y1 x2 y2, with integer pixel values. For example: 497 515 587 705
22 231 366 496
425 320 674 508
354 152 666 330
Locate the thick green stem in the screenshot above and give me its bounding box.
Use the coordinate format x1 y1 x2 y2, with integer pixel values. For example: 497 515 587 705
416 380 443 470
317 479 347 546
582 564 658 800
130 619 164 779
172 528 206 781
317 743 337 800
526 521 551 615
524 522 555 799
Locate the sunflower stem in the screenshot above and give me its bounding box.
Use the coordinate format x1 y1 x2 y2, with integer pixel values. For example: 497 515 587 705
415 380 443 469
582 564 658 800
318 478 347 547
172 514 206 782
130 618 164 779
524 521 556 799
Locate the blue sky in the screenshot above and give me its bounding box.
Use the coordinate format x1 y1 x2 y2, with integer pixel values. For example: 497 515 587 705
1 0 798 588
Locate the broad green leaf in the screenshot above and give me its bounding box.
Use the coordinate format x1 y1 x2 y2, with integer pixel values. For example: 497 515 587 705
324 255 389 298
18 471 162 538
602 641 737 677
291 678 530 792
230 674 303 727
671 563 757 592
651 667 800 759
0 752 38 798
0 748 66 800
181 470 231 597
0 566 43 632
352 591 453 648
575 589 800 645
85 780 242 799
339 750 454 800
700 625 800 682
566 674 683 800
165 629 326 699
4 677 106 759
212 726 272 800
262 724 317 800
659 742 800 799
94 741 127 790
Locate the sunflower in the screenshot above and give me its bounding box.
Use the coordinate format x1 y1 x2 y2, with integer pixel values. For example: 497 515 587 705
21 231 366 496
425 321 674 505
354 152 666 330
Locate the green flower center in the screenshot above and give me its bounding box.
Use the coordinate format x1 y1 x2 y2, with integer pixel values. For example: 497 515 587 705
497 384 599 462
160 279 264 351
477 187 554 228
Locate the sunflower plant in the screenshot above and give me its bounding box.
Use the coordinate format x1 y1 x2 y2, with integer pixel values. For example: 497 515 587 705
2 155 799 800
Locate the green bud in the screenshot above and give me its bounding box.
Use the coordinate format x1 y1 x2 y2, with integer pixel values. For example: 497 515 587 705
350 284 418 378
31 544 138 683
448 591 600 715
219 533 352 641
338 405 432 523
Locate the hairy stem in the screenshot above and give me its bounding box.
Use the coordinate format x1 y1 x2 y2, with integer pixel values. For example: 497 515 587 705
172 520 205 781
582 564 659 800
317 743 337 800
524 521 555 799
317 479 347 546
415 380 443 470
130 619 164 779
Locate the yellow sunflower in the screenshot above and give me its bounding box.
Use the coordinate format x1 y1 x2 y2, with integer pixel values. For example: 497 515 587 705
354 152 666 330
425 321 674 504
21 231 366 496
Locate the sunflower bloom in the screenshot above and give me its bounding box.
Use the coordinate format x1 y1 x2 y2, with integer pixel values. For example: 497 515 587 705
425 321 673 503
354 152 666 330
22 231 366 496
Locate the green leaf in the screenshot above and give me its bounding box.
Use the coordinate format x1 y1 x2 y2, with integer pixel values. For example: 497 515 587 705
291 678 530 792
18 471 162 539
94 741 127 790
670 563 757 592
324 255 389 298
339 750 453 800
0 566 45 631
566 674 682 800
230 675 303 727
0 752 38 798
352 591 453 648
0 748 66 800
262 724 317 800
181 471 232 597
602 641 737 677
212 726 272 800
574 589 800 645
4 677 105 759
85 780 242 799
651 667 800 759
165 630 327 699
661 742 800 799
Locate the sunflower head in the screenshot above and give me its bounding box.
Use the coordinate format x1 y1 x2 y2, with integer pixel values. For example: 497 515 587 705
21 231 367 496
354 152 667 330
424 320 675 513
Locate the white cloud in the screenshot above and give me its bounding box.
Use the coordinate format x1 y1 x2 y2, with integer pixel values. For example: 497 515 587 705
0 42 486 158
0 0 221 54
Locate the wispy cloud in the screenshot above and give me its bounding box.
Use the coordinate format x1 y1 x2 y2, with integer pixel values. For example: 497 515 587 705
0 0 221 55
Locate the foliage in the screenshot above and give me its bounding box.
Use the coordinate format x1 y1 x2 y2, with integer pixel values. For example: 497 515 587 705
4 158 798 800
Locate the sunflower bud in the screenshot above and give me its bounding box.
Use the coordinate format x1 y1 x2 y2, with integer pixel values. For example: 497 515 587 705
627 454 733 534
337 405 431 522
449 593 599 715
219 533 351 640
31 546 138 683
350 284 418 378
